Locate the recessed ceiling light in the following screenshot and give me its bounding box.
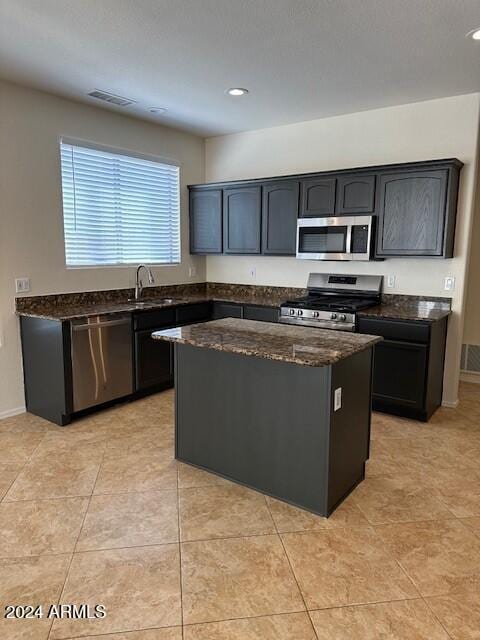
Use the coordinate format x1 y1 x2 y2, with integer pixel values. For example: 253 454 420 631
149 107 167 114
466 27 480 40
226 88 249 96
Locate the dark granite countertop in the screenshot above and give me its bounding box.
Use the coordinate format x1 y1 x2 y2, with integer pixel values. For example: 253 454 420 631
15 293 289 321
358 303 451 323
152 318 382 367
15 283 451 324
15 296 210 321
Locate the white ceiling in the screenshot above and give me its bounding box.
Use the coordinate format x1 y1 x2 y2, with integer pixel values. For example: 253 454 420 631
1 0 480 137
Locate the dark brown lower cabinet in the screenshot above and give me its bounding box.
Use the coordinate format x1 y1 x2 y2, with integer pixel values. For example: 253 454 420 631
372 340 427 413
212 302 243 319
212 302 279 322
358 316 448 421
134 329 173 392
243 305 279 322
133 302 212 393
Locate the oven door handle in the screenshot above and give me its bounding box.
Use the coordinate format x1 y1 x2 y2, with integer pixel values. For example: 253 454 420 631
346 225 353 254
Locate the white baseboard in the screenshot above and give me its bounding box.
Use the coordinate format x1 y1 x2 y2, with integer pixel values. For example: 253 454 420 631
442 398 459 409
460 371 480 384
0 406 26 420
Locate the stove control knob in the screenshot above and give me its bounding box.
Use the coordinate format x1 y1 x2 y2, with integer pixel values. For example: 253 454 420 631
313 311 320 318
289 308 295 316
297 309 303 316
339 314 347 322
331 313 337 320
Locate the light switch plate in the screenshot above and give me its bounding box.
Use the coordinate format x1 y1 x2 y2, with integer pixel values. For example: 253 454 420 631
334 387 342 412
444 276 455 291
15 277 30 293
387 275 396 288
189 266 197 277
249 267 256 280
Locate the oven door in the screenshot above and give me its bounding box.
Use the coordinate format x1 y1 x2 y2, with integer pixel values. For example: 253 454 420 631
296 216 373 261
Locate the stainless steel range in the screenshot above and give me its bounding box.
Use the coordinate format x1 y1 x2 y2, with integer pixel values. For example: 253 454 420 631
280 273 383 332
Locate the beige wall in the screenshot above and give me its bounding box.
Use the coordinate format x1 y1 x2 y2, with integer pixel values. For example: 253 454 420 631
463 158 480 346
0 80 205 416
205 94 480 406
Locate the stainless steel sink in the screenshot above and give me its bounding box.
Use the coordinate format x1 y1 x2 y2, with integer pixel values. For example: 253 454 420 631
155 298 182 304
128 297 183 306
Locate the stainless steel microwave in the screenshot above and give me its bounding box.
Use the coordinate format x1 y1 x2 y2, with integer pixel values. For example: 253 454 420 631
296 215 374 261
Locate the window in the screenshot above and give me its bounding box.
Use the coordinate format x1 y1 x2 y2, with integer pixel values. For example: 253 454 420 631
60 140 180 266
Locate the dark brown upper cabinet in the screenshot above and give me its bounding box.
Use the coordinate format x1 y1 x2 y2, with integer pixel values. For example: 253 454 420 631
299 178 336 217
336 174 376 214
375 163 460 258
189 158 462 260
223 186 262 254
189 188 222 254
262 181 299 255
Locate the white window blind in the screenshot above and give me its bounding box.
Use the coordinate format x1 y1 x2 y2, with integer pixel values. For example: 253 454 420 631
60 140 180 266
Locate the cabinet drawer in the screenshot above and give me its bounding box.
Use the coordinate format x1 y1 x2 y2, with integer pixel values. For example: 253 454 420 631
357 317 430 344
133 308 176 331
243 305 279 323
213 302 243 319
176 302 212 324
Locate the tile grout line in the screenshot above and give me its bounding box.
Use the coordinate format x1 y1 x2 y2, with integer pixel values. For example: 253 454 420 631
1 432 49 503
421 595 455 640
263 494 319 640
47 623 183 639
177 463 185 640
379 550 455 640
47 441 107 640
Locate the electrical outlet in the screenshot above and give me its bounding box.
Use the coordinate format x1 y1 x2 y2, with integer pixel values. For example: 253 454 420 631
334 387 342 412
444 276 455 291
15 278 30 293
249 266 256 280
188 266 197 278
387 275 396 288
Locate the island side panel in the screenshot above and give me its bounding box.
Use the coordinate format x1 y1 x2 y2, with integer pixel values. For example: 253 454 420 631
327 348 374 514
175 343 331 515
20 316 72 425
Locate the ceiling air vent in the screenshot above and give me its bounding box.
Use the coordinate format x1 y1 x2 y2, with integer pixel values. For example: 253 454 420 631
88 90 136 107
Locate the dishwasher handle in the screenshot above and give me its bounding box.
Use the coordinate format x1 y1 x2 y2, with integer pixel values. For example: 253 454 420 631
72 317 132 331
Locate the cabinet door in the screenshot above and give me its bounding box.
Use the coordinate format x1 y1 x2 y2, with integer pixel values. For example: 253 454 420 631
176 302 212 325
134 330 173 391
299 178 336 217
336 174 375 214
376 170 448 257
243 305 279 322
223 186 261 254
262 182 299 255
213 302 243 319
372 340 427 410
189 189 222 254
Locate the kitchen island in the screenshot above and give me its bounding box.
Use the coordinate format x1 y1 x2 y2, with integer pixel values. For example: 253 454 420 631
153 318 381 516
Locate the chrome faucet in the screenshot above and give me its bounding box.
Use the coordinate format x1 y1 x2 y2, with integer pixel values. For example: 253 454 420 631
135 264 155 300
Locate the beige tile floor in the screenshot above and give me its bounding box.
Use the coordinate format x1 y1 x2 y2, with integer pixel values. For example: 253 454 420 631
0 383 479 639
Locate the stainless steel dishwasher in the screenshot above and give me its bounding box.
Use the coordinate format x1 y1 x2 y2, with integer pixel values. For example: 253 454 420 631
70 314 133 412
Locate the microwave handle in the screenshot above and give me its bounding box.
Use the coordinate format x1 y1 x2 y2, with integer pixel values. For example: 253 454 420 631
346 225 353 253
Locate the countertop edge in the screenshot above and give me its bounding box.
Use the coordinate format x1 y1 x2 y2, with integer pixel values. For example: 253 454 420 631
152 324 383 368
